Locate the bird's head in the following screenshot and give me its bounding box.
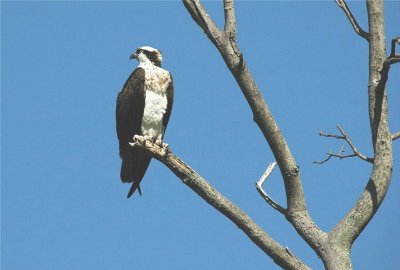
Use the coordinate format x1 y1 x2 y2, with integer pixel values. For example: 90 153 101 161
130 46 163 67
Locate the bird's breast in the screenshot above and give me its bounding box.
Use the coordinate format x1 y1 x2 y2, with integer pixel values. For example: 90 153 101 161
141 63 171 94
141 91 167 140
139 63 171 140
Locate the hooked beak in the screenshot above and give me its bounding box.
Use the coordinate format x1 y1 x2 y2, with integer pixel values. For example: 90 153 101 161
130 53 138 60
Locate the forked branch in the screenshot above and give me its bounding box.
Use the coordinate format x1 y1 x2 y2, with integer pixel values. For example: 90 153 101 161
313 145 347 165
182 0 326 262
256 162 286 214
329 0 394 252
378 37 400 89
334 0 369 41
131 136 311 270
316 125 373 164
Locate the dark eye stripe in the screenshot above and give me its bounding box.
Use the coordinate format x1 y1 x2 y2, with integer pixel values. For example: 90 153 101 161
142 50 161 67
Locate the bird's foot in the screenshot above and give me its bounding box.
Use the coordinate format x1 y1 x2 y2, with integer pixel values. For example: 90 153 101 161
132 135 153 145
155 140 169 149
143 135 154 142
133 135 142 142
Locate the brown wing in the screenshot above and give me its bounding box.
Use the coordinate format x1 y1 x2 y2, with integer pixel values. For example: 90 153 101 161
116 67 151 196
116 67 146 158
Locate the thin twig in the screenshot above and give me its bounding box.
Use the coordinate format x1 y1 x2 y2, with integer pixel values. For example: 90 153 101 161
313 145 346 164
328 152 357 159
334 0 369 41
255 162 286 214
336 125 373 163
319 130 344 139
315 126 373 164
392 132 400 141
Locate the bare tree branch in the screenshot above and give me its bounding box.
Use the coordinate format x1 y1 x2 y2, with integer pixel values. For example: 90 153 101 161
336 126 374 163
223 0 236 39
183 0 305 216
130 137 311 270
386 56 400 65
334 0 369 41
313 145 346 165
316 126 373 163
330 0 393 250
318 130 344 140
255 162 286 214
379 38 400 87
325 152 357 160
367 1 388 145
376 54 400 99
390 36 400 57
178 0 396 269
182 0 223 46
182 0 327 263
392 132 400 141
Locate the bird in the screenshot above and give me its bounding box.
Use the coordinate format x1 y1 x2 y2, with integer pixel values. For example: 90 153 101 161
116 46 174 198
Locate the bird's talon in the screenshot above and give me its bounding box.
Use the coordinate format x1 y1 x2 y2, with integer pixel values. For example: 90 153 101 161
133 135 141 142
143 135 153 141
155 140 168 148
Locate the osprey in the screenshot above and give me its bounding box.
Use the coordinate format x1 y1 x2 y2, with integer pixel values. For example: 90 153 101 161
116 46 174 198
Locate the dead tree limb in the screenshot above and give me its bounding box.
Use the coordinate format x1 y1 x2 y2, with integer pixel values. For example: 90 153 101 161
377 37 400 91
129 1 395 269
334 0 369 41
392 132 400 141
182 1 327 261
130 137 311 270
255 162 286 214
313 145 346 165
390 37 400 57
329 0 393 261
316 126 374 164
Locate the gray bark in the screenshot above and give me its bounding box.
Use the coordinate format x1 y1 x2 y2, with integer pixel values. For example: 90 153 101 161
330 0 393 247
132 1 396 269
131 137 311 270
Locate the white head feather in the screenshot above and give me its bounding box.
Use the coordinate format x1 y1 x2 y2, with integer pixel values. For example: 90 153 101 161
138 46 162 65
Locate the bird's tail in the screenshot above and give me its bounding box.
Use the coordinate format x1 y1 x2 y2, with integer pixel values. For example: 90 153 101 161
120 157 131 183
127 182 142 198
120 148 151 198
121 157 142 198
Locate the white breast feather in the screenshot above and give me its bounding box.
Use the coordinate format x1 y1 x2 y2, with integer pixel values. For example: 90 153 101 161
139 62 171 140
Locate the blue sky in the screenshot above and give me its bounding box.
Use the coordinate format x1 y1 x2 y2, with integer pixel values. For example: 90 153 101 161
2 1 399 270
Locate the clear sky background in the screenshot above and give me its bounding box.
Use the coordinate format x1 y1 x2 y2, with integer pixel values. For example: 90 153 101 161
2 1 399 270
